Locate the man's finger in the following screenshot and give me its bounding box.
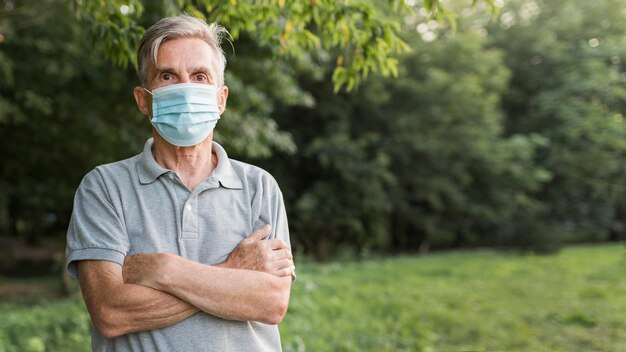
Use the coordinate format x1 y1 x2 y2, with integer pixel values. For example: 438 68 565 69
247 224 271 241
273 258 293 270
275 265 295 277
272 248 292 260
266 238 288 250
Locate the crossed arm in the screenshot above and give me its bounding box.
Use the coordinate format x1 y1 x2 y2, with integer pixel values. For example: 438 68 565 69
77 225 294 338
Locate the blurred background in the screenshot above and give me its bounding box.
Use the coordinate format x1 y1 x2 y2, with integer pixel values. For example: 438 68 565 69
0 0 625 350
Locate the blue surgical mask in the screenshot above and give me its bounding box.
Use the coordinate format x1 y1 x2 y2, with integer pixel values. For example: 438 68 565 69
144 83 221 147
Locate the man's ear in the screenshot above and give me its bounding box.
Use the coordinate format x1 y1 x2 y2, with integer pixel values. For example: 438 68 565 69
133 86 151 117
217 85 229 115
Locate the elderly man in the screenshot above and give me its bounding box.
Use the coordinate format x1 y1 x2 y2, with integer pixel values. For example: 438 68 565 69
65 15 295 351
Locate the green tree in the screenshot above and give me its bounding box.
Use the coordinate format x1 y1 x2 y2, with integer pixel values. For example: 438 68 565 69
70 0 446 90
0 0 499 244
375 29 551 252
264 20 552 256
487 0 626 242
69 0 501 157
265 72 395 260
0 0 145 241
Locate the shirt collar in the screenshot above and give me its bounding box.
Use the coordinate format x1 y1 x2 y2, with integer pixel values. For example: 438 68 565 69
211 142 243 189
136 138 243 189
137 138 169 184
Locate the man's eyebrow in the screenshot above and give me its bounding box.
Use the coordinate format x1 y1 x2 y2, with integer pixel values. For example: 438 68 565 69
190 66 211 72
153 66 213 77
154 67 177 75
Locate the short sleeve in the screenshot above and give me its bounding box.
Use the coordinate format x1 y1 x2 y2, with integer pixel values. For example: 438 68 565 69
270 190 291 251
65 168 130 278
253 176 295 282
274 190 296 282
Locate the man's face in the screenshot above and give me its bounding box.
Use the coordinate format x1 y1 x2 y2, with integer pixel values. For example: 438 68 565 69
133 37 228 118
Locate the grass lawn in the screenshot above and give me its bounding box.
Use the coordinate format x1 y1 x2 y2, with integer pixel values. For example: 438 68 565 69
1 244 624 351
282 244 626 351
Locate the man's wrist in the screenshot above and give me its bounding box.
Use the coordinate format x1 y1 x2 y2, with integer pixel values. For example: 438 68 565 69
153 253 179 291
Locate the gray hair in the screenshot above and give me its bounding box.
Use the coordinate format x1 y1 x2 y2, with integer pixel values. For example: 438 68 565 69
137 15 229 87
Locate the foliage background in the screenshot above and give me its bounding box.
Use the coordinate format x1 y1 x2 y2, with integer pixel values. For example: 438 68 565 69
4 0 623 257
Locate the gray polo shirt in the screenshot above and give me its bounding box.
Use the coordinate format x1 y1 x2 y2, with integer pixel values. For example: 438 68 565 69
66 138 291 351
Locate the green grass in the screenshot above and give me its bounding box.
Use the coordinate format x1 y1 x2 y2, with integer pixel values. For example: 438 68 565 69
280 244 626 351
1 244 625 351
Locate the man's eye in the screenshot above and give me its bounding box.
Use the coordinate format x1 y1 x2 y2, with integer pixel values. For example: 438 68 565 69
195 74 208 82
162 74 172 81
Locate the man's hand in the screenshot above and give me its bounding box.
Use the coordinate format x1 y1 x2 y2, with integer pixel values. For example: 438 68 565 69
222 224 295 277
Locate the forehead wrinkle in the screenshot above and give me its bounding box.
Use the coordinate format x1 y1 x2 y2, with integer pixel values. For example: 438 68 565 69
189 65 211 73
154 66 177 75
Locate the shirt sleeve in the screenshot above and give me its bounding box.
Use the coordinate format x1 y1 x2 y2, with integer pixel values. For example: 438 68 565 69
65 168 130 278
253 176 295 281
274 189 296 282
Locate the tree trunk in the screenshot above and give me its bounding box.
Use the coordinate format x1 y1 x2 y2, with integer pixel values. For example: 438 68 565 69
313 232 331 262
419 237 430 254
26 214 41 246
8 196 20 237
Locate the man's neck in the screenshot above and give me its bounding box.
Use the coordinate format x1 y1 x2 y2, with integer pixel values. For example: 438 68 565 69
152 134 217 191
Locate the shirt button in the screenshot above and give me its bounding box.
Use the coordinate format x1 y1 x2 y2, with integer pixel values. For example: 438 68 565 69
186 205 192 211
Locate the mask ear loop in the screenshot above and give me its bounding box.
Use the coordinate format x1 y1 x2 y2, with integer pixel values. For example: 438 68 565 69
142 87 154 121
